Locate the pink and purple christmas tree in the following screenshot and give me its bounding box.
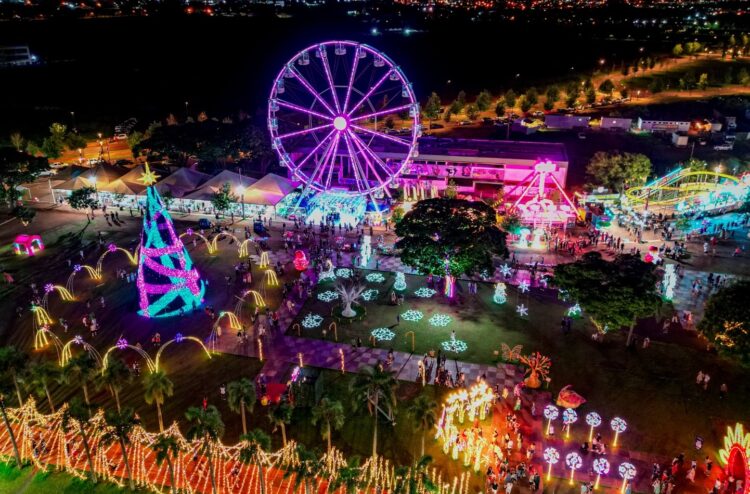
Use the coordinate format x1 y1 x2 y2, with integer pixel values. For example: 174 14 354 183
136 164 205 318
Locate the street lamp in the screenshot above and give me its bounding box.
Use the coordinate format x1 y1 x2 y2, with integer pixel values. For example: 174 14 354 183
237 185 246 219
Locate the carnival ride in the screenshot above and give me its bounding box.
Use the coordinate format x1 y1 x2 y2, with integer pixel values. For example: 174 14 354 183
625 168 749 213
268 40 421 218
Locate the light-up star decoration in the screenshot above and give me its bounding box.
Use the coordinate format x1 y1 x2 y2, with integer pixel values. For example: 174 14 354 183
500 264 512 277
116 338 128 350
519 281 530 293
139 162 161 186
516 304 528 317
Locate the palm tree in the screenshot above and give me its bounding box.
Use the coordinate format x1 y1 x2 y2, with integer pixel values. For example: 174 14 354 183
267 403 293 447
0 393 22 467
239 429 272 494
59 353 97 408
329 456 363 494
284 444 322 494
26 360 60 412
393 455 436 494
96 358 132 412
142 370 173 432
349 365 397 458
185 405 225 494
102 407 140 490
62 398 97 483
152 434 183 494
227 378 256 435
407 394 438 458
310 397 345 453
0 346 28 406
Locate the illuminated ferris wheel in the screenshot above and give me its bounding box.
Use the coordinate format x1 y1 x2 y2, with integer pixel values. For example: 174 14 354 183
268 40 420 198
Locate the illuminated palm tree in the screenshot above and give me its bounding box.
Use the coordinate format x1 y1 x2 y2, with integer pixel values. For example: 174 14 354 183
350 365 397 458
142 370 173 432
102 407 139 490
407 394 437 458
26 360 60 412
153 434 183 494
96 358 132 412
0 346 28 406
185 405 224 494
310 397 344 453
284 444 323 494
61 398 97 483
239 429 272 494
268 403 293 447
227 378 256 435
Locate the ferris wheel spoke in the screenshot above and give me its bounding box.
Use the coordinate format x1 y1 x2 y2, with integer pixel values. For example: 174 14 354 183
320 52 341 113
277 123 333 140
350 124 411 147
346 69 395 117
288 66 337 116
349 103 415 123
295 129 337 170
303 131 338 189
348 130 392 183
342 133 367 194
342 47 361 113
276 99 332 122
322 133 342 190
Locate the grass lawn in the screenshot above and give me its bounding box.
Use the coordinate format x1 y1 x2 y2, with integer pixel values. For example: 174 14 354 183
0 462 150 494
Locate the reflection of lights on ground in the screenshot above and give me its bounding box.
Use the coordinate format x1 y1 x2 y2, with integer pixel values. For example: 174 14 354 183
371 328 395 341
441 339 468 352
366 272 385 283
401 309 423 321
302 313 324 328
362 289 379 301
317 291 339 302
414 287 437 298
429 313 452 327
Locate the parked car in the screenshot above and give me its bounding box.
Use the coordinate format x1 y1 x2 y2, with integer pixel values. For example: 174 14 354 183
114 133 128 141
198 218 212 229
578 132 587 140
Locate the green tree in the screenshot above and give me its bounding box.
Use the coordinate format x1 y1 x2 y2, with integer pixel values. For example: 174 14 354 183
545 85 560 103
227 378 256 435
9 133 23 152
267 403 293 446
455 90 467 110
585 87 597 105
239 429 272 494
311 397 345 453
185 405 225 494
330 456 363 494
672 43 684 57
443 109 452 123
0 149 49 209
738 68 750 85
67 187 98 217
64 132 87 151
0 393 21 467
423 92 442 131
520 96 532 113
598 79 615 95
395 198 508 278
494 101 506 117
12 205 36 225
211 182 235 217
524 87 539 105
284 444 323 494
0 346 28 406
96 358 132 413
466 104 480 121
102 407 140 490
552 252 661 345
62 398 97 482
448 100 463 115
407 394 437 458
26 360 60 412
543 100 554 111
698 281 750 365
476 89 492 111
649 78 664 94
127 131 144 151
586 151 651 195
143 370 174 432
152 434 183 494
504 89 517 108
161 190 175 210
59 353 97 408
697 72 710 90
350 365 397 458
393 455 436 494
444 179 457 199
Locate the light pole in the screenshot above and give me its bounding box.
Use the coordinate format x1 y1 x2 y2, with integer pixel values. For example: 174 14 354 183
237 185 246 219
185 101 189 120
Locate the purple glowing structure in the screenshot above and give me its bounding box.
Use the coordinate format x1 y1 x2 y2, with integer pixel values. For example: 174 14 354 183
268 41 420 199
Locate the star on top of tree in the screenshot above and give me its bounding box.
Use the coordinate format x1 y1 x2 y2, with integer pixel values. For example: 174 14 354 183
139 162 160 186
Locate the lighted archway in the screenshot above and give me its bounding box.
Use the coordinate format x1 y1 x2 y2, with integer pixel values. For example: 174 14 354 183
719 423 750 494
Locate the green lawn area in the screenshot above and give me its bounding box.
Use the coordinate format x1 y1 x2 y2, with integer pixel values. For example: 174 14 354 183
0 462 150 494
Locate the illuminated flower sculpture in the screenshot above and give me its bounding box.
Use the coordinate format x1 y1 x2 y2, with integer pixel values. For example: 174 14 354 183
566 452 583 485
618 462 636 493
414 287 437 298
543 404 559 435
593 458 610 489
611 417 627 447
543 447 559 480
136 164 205 318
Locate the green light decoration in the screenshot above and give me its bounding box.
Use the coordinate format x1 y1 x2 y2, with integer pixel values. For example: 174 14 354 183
137 164 205 318
362 289 379 301
441 339 468 353
394 272 407 291
317 290 339 302
414 287 437 298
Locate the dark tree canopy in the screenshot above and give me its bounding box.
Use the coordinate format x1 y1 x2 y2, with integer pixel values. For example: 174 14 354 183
552 252 661 337
0 148 49 208
395 198 508 278
698 281 750 366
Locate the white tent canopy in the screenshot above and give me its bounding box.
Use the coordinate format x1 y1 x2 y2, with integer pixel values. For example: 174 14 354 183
182 170 257 202
241 173 297 206
154 167 211 198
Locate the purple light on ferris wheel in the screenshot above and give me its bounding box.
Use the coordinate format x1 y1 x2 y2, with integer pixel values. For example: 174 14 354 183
268 40 421 197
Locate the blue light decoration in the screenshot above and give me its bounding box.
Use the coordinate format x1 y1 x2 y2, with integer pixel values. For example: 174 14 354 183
394 272 407 291
136 164 205 318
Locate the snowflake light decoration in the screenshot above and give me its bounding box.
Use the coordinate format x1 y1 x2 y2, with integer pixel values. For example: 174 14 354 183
107 243 118 253
429 313 452 327
335 268 352 279
414 287 437 298
116 338 128 350
371 328 395 341
543 405 559 420
318 271 336 283
566 452 582 470
366 272 385 283
174 332 185 343
73 264 82 273
543 447 560 464
44 283 54 293
302 313 324 329
317 291 339 302
593 458 610 476
401 310 423 322
519 280 530 293
618 462 636 480
362 289 379 302
586 412 602 428
516 304 529 317
441 339 468 353
567 303 582 317
73 335 84 345
500 264 512 277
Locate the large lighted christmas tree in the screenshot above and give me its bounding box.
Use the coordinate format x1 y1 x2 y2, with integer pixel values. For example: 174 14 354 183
136 164 205 318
